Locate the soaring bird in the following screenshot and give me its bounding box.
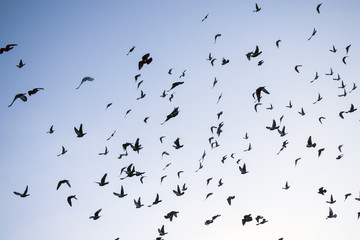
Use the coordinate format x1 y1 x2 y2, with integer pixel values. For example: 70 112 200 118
148 194 162 207
57 146 68 157
28 88 44 96
13 185 30 198
158 225 168 236
201 13 209 22
17 59 25 68
47 125 54 134
173 137 183 149
326 207 337 219
173 185 184 196
295 65 302 73
346 44 351 54
0 44 17 54
254 86 270 102
253 3 261 12
307 28 317 40
134 197 144 208
276 39 281 48
98 146 109 155
67 195 77 206
113 186 127 198
214 33 221 44
8 93 27 107
306 136 316 148
161 107 179 125
239 163 248 174
282 181 290 190
329 45 337 53
168 81 184 91
227 196 235 205
57 180 71 190
126 46 135 55
89 209 102 220
342 56 348 65
164 211 179 221
326 194 336 204
76 77 94 89
95 173 109 186
74 124 86 137
316 3 323 14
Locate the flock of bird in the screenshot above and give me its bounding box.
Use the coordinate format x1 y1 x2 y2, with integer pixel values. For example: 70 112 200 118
4 2 360 240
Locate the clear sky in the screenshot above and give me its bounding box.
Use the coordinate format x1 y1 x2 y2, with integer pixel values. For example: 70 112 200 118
1 0 360 239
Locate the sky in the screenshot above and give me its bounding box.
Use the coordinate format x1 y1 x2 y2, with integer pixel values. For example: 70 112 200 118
1 0 360 239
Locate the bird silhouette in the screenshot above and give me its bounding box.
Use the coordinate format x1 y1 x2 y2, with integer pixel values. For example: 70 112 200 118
214 33 221 44
13 185 30 198
8 93 27 107
227 196 235 205
253 3 261 12
316 3 323 14
57 180 71 190
161 107 179 125
134 197 144 208
138 53 152 70
295 65 302 73
47 125 54 134
76 77 94 89
67 195 77 206
95 173 109 186
74 124 86 137
89 209 102 220
158 225 168 236
0 44 17 54
307 28 317 40
201 13 209 22
282 181 290 190
276 39 281 48
306 136 316 148
126 46 135 55
113 185 127 198
57 146 68 157
326 207 337 219
148 194 162 207
17 59 25 68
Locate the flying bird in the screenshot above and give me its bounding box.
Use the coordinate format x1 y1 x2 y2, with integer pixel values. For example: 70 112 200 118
134 197 144 208
253 3 261 12
113 185 127 198
28 88 44 96
126 46 135 55
161 107 179 125
138 53 152 70
158 225 168 236
89 209 102 220
74 124 86 137
316 3 323 14
307 28 317 40
57 180 71 190
76 77 94 89
330 45 337 53
214 33 221 44
57 146 68 157
95 173 109 186
17 59 25 68
295 65 302 73
67 195 77 206
0 44 17 54
148 194 162 207
201 13 209 22
276 39 281 48
227 196 235 205
47 125 54 134
13 185 30 198
8 93 27 107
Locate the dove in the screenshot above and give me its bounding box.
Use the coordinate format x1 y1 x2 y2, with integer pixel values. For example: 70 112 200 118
76 77 94 89
13 185 30 198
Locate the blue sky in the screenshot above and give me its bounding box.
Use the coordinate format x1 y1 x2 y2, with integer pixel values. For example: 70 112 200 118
1 0 360 239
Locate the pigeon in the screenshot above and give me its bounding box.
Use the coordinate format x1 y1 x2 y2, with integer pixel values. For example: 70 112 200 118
134 197 144 208
74 124 86 137
307 28 317 40
214 33 221 44
138 53 152 70
57 180 71 190
8 93 27 107
57 146 68 157
47 125 54 134
126 46 135 55
89 209 102 220
316 3 323 14
158 225 168 236
67 195 77 206
13 185 30 198
326 207 337 219
253 3 261 12
28 88 44 96
0 44 17 54
17 59 25 68
227 196 235 205
161 107 179 125
95 173 109 186
201 13 209 22
76 77 94 89
113 186 127 198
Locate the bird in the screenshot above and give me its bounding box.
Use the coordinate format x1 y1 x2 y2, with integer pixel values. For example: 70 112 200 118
164 211 179 221
17 59 25 68
307 28 317 40
131 138 142 153
282 181 290 190
95 173 109 186
28 88 44 96
57 146 68 157
113 185 127 198
173 185 184 196
325 67 333 76
143 117 149 123
239 163 248 174
161 107 179 125
242 214 253 225
306 136 316 148
134 197 144 208
346 44 351 54
168 81 184 91
106 130 116 141
67 195 77 206
342 56 348 65
319 116 326 124
158 225 168 236
330 45 337 53
98 146 109 155
295 65 302 73
253 3 261 12
126 46 135 55
326 207 337 219
212 77 218 89
47 125 54 134
227 196 235 205
344 193 352 201
173 137 183 149
295 157 301 166
214 33 221 44
160 175 167 184
138 53 152 70
124 109 132 117
74 124 86 137
13 185 30 198
57 180 71 190
326 194 336 204
159 136 165 143
298 107 305 116
134 74 141 82
218 178 223 187
201 13 209 22
105 103 112 110
177 171 184 179
313 93 323 104
318 187 327 195
8 93 27 107
136 90 146 100
316 3 323 14
222 57 230 65
148 194 162 207
318 148 325 157
266 119 279 131
276 39 281 48
206 177 213 186
76 77 94 89
0 44 17 54
89 209 102 220
205 193 213 200
168 68 173 75
254 86 270 103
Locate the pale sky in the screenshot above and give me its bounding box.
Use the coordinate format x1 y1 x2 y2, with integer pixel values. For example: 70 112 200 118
1 1 360 239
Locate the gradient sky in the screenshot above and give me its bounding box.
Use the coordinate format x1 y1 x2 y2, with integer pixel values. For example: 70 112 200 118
1 1 360 239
